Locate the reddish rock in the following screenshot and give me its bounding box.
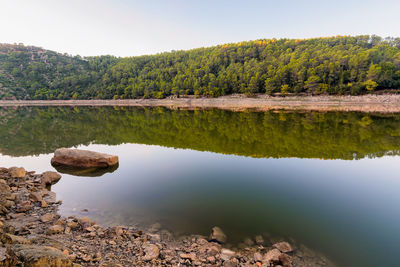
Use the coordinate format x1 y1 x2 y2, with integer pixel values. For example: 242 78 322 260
51 148 119 168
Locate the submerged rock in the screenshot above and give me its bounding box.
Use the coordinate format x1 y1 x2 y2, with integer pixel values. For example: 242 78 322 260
208 226 227 244
51 148 119 169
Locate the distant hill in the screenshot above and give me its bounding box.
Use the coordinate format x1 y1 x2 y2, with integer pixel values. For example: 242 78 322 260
0 35 400 100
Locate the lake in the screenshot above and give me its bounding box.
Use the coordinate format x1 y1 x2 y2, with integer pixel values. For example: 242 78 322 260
1 106 400 266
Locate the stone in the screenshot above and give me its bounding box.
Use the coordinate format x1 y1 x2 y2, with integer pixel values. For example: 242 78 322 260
8 167 26 178
51 148 119 168
30 192 43 202
41 213 55 223
263 248 281 264
209 226 227 243
254 252 263 262
42 191 57 204
143 243 159 261
273 242 293 253
1 233 31 244
3 200 14 208
223 258 239 267
46 225 64 235
179 252 196 261
16 201 32 212
279 253 292 267
243 237 254 246
255 235 264 245
148 233 161 242
41 171 62 187
67 221 79 230
12 244 73 267
41 200 49 208
220 248 235 261
78 217 93 228
0 246 18 266
114 226 124 236
207 256 216 263
85 226 95 232
148 222 161 233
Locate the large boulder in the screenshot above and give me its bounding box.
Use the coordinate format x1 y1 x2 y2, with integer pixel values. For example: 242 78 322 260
51 148 119 169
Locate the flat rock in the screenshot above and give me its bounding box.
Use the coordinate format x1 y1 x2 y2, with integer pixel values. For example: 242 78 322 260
12 244 73 267
51 148 119 168
0 233 31 244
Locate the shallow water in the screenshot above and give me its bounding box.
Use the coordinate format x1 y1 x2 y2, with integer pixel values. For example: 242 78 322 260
1 106 400 266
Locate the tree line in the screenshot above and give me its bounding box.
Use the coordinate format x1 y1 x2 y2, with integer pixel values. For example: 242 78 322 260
1 35 400 100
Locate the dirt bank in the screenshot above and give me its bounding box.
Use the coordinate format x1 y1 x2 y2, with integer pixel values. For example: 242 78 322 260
1 94 400 113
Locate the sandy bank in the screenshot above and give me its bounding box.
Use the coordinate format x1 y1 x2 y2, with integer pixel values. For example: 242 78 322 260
1 94 400 113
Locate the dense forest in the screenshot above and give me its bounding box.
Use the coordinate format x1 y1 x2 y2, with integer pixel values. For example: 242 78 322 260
1 106 399 160
0 44 118 100
1 35 400 100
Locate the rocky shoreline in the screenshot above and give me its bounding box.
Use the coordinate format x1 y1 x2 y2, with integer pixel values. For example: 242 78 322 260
0 166 334 266
1 94 400 113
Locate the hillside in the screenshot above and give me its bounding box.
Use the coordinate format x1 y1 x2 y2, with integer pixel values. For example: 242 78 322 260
1 35 400 100
0 43 118 100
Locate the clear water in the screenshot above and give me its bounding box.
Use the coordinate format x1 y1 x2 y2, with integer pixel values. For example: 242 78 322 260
1 106 400 266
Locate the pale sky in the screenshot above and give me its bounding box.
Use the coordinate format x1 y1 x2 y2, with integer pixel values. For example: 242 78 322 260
1 0 400 57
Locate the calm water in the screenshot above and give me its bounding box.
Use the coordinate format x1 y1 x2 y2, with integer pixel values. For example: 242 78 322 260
1 106 400 266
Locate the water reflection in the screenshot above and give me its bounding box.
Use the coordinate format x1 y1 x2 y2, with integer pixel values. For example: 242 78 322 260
1 106 400 159
52 164 119 177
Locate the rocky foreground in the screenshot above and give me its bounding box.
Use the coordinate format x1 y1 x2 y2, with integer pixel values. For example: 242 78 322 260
0 167 334 266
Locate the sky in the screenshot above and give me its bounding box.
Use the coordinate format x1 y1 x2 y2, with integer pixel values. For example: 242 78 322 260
1 0 400 57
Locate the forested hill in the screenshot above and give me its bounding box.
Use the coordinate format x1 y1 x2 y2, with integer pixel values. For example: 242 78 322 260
1 35 400 100
0 44 118 100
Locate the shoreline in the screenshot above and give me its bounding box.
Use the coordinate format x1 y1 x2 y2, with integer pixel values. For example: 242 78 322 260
0 166 334 266
0 94 400 113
